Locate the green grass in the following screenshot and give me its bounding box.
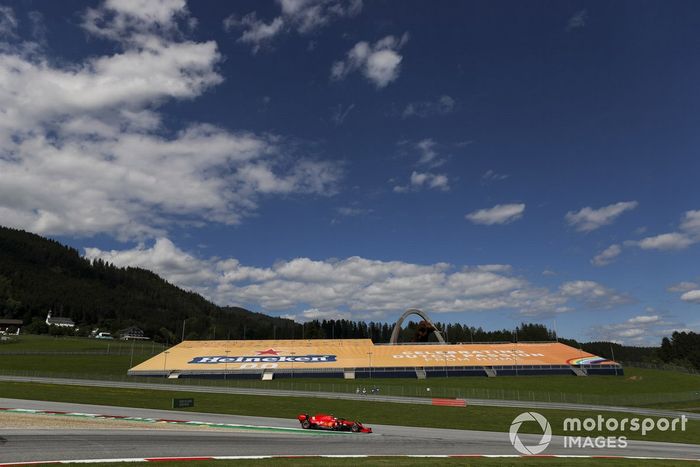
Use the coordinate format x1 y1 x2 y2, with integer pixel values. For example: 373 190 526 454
0 334 166 354
1 335 699 409
62 458 700 467
1 381 698 445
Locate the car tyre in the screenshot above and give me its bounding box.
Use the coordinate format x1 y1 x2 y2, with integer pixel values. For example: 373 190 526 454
301 420 311 429
351 423 360 432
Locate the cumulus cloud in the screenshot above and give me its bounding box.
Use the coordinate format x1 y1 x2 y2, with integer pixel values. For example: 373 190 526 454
402 95 455 118
392 139 450 192
559 280 632 309
331 33 408 88
589 314 692 346
85 239 602 318
466 204 525 226
393 171 449 193
565 201 638 232
224 0 362 53
633 210 700 251
637 233 693 251
680 290 700 304
0 1 340 240
591 244 622 267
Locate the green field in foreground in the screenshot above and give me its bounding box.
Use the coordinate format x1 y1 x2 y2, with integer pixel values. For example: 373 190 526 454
1 335 699 409
1 381 698 445
63 458 699 467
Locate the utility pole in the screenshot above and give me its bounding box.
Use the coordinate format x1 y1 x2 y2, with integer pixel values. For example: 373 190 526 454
610 344 618 376
181 319 187 342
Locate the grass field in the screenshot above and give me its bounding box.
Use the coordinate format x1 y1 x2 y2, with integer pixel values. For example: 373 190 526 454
61 458 700 467
1 335 699 409
1 380 698 445
0 334 166 354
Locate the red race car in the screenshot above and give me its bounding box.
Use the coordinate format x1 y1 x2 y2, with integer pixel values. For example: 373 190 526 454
297 413 372 433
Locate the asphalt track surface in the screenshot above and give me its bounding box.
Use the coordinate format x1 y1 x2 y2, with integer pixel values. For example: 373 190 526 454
1 374 699 421
1 399 700 462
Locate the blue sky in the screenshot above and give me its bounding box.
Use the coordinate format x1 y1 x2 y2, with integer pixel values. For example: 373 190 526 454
1 0 699 344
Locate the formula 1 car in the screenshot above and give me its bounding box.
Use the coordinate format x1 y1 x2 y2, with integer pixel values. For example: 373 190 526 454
297 413 372 433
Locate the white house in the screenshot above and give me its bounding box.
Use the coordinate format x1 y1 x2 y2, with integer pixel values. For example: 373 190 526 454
46 310 75 328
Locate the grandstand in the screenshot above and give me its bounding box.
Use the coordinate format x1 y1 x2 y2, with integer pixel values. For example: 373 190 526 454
128 339 622 379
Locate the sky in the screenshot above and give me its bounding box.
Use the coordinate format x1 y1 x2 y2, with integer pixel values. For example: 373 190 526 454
0 0 699 345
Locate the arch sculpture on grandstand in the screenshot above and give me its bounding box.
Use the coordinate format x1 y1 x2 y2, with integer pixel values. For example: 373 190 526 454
389 308 446 344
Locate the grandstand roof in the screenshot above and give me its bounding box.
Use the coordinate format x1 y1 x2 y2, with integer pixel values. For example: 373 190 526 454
129 339 615 376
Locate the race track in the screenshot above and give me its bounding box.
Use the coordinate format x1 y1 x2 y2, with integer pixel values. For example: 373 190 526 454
1 399 699 463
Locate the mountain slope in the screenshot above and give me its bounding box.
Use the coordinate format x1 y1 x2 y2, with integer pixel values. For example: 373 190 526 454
0 226 295 341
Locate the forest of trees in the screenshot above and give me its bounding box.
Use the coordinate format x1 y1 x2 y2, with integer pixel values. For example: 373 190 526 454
659 332 700 370
2 226 694 369
0 226 295 343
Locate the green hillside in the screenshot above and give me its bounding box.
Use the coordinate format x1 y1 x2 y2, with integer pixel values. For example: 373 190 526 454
0 226 295 342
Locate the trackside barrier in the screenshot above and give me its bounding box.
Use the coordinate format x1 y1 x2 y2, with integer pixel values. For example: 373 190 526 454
431 398 467 407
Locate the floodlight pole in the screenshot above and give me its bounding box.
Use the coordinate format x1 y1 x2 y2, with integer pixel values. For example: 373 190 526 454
610 344 618 376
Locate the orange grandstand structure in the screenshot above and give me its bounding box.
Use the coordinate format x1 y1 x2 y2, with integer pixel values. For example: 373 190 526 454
128 338 621 379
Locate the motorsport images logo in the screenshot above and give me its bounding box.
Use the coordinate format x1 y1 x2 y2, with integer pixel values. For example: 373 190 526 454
509 411 688 453
509 412 552 455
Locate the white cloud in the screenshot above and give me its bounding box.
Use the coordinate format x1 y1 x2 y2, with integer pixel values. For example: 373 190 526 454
224 13 284 53
668 281 699 293
634 210 700 251
637 233 693 251
402 95 455 118
591 244 622 267
627 315 660 324
415 139 439 165
565 201 638 232
392 139 449 192
82 0 191 46
85 239 592 318
0 1 340 240
566 9 588 32
335 206 371 217
330 103 355 125
481 169 509 183
466 204 525 226
331 33 408 88
0 5 17 37
589 314 692 346
393 171 449 193
559 280 632 309
224 0 362 53
680 210 700 235
681 290 700 304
